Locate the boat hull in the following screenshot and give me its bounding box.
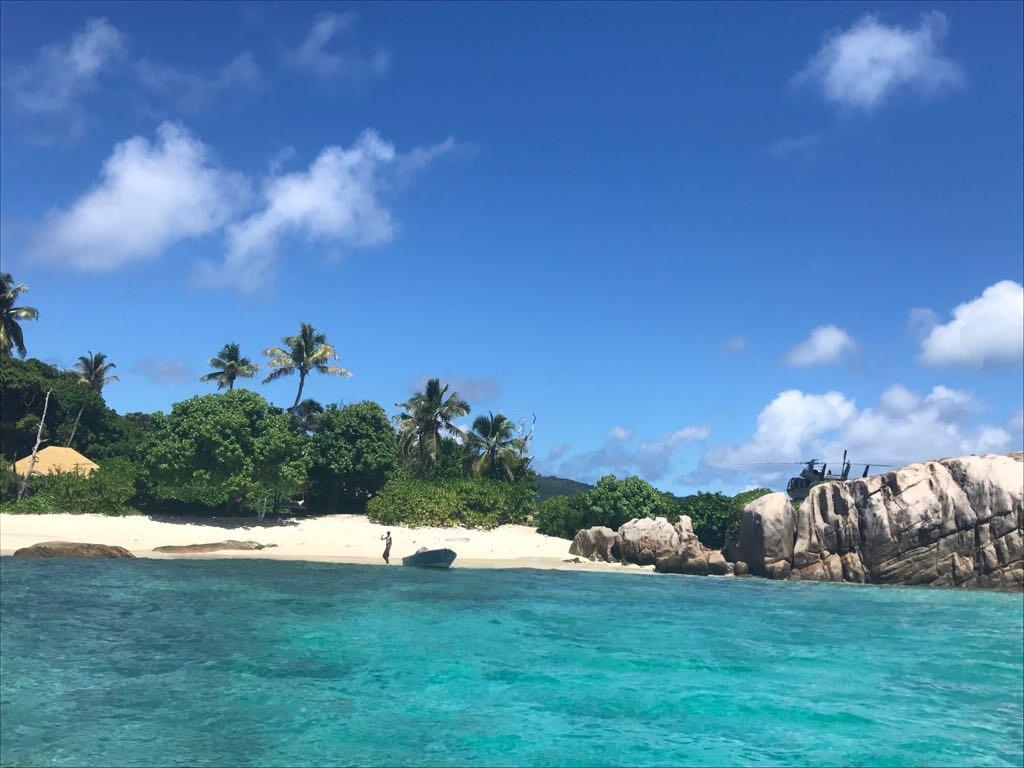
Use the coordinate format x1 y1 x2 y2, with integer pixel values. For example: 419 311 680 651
402 548 457 569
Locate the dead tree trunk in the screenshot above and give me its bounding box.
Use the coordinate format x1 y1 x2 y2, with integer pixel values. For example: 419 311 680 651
66 404 85 448
17 389 51 500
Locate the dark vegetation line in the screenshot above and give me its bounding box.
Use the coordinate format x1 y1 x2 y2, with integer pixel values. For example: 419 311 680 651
0 272 769 541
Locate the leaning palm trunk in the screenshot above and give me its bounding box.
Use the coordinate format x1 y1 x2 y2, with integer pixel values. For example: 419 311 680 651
17 389 50 500
66 404 85 448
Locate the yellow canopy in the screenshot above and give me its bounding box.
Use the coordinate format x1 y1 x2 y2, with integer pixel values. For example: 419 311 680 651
13 446 99 477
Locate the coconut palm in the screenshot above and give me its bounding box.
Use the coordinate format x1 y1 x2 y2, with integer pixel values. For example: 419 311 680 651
67 351 119 447
293 398 325 432
466 412 528 480
201 342 259 391
262 323 351 410
1 273 39 358
394 378 470 466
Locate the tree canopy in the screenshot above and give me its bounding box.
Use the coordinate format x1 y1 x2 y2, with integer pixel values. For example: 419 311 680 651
143 389 311 512
310 401 397 512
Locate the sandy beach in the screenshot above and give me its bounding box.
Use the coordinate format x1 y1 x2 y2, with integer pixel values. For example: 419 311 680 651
0 513 652 573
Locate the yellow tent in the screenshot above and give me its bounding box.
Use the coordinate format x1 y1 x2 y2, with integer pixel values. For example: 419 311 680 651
13 446 99 477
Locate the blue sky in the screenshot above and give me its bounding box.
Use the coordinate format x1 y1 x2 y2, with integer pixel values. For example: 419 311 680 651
2 1 1022 493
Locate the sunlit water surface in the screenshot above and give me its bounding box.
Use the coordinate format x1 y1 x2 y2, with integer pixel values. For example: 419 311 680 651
2 558 1022 767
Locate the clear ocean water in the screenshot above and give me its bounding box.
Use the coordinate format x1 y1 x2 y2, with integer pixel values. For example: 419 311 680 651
1 558 1022 768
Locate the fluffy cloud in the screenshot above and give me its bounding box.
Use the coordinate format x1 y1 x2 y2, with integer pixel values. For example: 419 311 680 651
286 12 390 80
39 122 248 270
785 325 856 367
701 385 1013 486
37 124 453 291
552 424 711 483
795 11 963 110
4 18 124 137
919 280 1024 368
133 357 193 384
136 52 262 112
198 130 454 293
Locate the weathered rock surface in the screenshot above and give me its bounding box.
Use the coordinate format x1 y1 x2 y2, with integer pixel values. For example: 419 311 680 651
619 517 681 565
737 452 1024 590
13 541 135 558
152 540 277 554
568 527 621 562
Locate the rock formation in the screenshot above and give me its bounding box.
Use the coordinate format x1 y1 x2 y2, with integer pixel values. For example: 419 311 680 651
737 453 1023 589
565 453 1022 590
152 540 276 554
569 526 620 562
13 541 135 558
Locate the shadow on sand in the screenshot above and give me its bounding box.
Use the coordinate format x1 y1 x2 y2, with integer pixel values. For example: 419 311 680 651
145 512 308 529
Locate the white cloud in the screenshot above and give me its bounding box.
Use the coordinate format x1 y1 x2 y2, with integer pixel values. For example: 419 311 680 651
198 130 455 293
919 280 1024 368
5 18 124 138
702 385 1011 484
785 325 856 367
286 12 390 80
554 424 710 483
136 51 262 112
795 11 963 110
39 122 248 270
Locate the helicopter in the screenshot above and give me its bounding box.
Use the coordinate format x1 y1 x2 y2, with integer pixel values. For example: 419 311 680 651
784 450 892 502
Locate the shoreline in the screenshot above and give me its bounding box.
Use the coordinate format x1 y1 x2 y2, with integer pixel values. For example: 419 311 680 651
0 513 655 574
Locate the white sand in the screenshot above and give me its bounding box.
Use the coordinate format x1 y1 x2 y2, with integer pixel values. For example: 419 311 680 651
0 513 652 573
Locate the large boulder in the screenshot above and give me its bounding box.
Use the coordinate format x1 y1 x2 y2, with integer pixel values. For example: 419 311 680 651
738 493 795 577
13 541 135 558
736 452 1023 589
618 517 681 565
153 540 276 554
568 527 621 562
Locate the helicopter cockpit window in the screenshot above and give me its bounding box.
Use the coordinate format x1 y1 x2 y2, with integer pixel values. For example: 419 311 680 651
787 477 809 490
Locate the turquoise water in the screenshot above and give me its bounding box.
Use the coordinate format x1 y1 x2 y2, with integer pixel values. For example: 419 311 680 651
1 559 1022 767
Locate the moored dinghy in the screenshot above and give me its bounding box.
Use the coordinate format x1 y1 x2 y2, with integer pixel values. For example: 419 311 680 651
402 547 457 569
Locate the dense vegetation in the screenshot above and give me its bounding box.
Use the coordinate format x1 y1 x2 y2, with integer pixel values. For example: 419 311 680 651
2 271 769 535
536 475 772 545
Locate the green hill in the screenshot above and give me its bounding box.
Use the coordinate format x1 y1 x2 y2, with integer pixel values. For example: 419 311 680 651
536 475 593 504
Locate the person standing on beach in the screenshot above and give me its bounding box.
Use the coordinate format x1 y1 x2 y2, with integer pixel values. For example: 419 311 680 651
381 531 392 564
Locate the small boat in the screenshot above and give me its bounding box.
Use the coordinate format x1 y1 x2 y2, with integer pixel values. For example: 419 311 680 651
402 547 457 569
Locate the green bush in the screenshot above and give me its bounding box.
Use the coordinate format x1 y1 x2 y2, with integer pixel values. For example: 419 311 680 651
366 476 535 529
535 474 677 539
309 402 398 512
1 458 140 515
143 390 311 513
675 487 773 548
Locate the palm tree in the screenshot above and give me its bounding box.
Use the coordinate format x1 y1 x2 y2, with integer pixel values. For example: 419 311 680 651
293 398 325 432
201 342 259 391
67 351 119 447
262 323 351 410
466 412 528 480
1 273 39 358
394 378 470 466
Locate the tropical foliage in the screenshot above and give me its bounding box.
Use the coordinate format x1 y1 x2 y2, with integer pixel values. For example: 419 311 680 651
466 412 528 481
366 476 534 529
1 459 139 516
68 351 120 447
263 323 350 410
394 378 469 469
309 401 397 512
143 390 311 513
0 273 38 358
535 474 676 539
201 342 258 391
